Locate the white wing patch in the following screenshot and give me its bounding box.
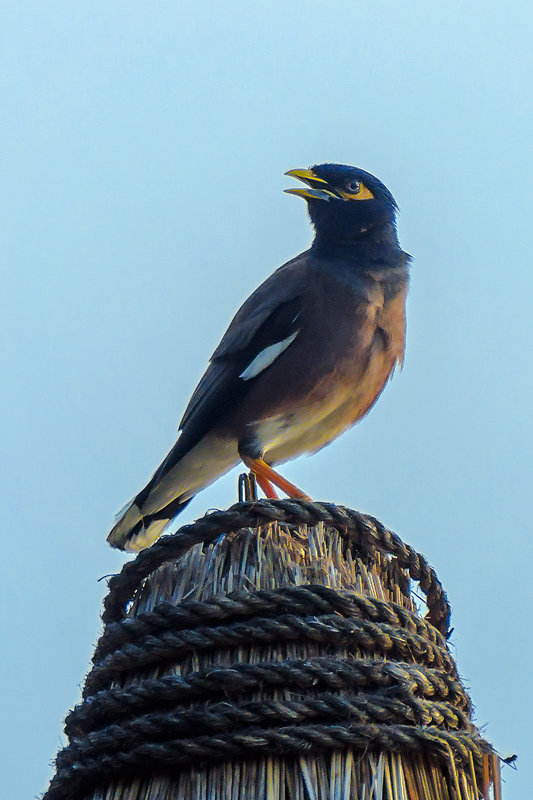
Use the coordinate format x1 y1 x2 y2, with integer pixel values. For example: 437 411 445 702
239 331 299 381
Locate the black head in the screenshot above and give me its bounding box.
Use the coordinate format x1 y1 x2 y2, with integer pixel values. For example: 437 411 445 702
285 163 399 254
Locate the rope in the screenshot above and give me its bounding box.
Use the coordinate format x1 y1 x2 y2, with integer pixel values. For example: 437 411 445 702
93 585 446 664
60 694 474 765
49 722 490 799
84 611 453 697
66 658 470 738
43 501 493 800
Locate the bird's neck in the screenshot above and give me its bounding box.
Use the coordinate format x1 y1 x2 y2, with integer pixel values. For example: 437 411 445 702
311 221 400 263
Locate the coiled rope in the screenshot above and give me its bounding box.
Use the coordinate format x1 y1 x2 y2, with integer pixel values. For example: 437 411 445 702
43 500 495 800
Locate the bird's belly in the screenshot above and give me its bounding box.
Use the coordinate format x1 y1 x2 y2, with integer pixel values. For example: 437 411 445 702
260 349 396 464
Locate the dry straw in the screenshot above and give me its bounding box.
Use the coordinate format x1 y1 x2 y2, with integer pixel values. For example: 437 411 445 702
49 496 501 800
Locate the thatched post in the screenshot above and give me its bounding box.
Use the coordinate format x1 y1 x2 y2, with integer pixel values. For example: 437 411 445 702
44 489 501 800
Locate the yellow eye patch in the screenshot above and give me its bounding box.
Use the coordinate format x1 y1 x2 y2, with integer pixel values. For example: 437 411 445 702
338 183 374 201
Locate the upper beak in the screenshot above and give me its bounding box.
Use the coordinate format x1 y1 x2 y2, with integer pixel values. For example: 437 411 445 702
284 168 340 201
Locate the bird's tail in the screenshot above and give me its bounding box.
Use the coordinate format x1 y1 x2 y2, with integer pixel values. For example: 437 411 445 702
107 434 239 551
106 494 193 552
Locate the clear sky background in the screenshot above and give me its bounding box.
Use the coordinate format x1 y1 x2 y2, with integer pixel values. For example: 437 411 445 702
2 2 531 797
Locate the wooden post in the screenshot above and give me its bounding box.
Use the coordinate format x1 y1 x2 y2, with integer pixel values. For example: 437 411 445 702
44 493 501 800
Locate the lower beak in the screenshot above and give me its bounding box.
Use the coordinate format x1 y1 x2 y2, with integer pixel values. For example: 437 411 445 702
285 187 337 200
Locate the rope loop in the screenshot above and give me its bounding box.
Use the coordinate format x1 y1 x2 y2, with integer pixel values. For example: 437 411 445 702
101 499 451 634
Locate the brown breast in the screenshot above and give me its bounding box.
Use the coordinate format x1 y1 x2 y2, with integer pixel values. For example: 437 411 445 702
236 266 408 461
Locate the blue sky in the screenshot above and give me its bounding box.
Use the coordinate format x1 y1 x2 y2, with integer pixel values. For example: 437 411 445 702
2 2 531 797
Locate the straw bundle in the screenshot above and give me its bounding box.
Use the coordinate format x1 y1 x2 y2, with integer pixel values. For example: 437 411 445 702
45 498 501 800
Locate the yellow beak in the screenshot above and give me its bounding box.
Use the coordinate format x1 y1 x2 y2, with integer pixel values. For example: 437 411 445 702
284 168 340 201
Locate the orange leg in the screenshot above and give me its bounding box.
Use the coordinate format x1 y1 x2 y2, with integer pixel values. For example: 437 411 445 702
254 473 279 499
241 455 311 500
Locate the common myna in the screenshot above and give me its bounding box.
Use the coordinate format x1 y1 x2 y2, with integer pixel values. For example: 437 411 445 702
108 163 410 551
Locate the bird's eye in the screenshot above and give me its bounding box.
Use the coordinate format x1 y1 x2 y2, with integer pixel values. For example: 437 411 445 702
346 179 361 194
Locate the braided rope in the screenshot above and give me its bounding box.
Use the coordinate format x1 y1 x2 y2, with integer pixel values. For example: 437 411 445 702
87 586 457 699
84 607 457 700
94 585 445 664
66 657 470 738
60 693 473 769
46 722 490 800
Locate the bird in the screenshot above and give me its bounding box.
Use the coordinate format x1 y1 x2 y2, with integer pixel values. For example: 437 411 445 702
108 163 411 551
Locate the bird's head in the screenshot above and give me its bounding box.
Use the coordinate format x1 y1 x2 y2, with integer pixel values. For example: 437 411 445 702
285 163 398 252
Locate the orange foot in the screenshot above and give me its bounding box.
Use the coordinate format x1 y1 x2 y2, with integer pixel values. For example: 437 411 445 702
254 473 279 499
241 456 311 500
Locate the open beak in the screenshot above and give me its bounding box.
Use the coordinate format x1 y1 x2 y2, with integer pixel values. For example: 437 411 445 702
284 168 341 201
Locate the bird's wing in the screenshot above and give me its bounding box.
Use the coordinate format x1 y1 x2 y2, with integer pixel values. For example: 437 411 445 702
109 261 308 550
178 256 309 445
210 253 308 358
